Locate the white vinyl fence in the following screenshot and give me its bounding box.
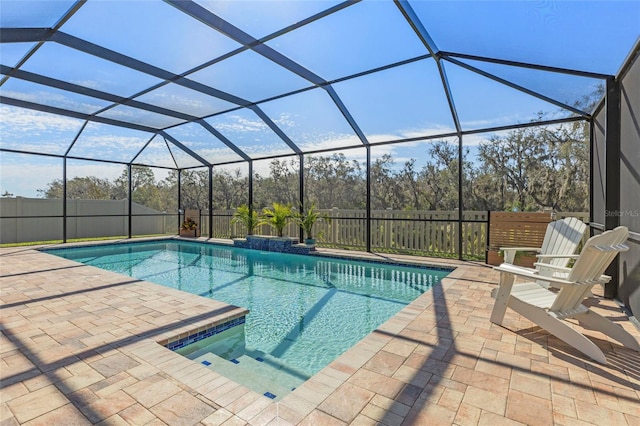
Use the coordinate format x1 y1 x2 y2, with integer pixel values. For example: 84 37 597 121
206 208 490 259
0 198 175 244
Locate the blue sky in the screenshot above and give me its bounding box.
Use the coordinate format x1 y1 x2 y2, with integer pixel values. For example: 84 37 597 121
1 0 639 197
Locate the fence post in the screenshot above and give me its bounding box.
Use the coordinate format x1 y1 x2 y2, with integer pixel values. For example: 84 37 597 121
332 207 339 245
385 208 392 249
485 210 491 264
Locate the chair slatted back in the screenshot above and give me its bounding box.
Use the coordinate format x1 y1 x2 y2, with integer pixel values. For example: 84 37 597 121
540 217 587 267
550 227 629 312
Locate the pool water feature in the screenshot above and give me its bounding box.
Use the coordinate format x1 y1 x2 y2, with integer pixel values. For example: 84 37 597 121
45 240 451 400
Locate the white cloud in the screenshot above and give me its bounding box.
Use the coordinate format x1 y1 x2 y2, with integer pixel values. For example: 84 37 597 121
213 114 269 133
0 105 81 135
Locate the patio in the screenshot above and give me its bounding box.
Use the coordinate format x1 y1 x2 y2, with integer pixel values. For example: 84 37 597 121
1 239 638 425
1 1 640 425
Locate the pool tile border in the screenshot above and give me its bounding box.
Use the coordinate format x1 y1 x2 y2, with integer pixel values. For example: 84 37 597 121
41 236 456 273
164 316 246 351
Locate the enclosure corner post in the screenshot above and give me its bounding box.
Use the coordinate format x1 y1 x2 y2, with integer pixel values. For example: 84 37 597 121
63 157 67 243
128 163 132 239
366 145 372 253
299 153 304 243
208 165 213 239
604 76 621 298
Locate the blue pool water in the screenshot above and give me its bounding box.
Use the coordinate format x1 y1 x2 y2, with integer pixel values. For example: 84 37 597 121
45 240 450 399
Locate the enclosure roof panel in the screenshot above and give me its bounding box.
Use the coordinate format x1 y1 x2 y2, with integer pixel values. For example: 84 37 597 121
205 108 297 159
67 122 153 164
0 104 85 155
17 43 165 98
1 0 637 167
196 0 344 40
165 121 246 164
411 1 639 76
60 0 242 75
0 0 76 28
0 77 112 115
188 49 312 103
333 58 457 143
265 0 429 81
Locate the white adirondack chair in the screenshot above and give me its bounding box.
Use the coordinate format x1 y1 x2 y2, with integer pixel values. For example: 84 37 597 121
491 226 639 363
501 216 587 267
501 217 588 289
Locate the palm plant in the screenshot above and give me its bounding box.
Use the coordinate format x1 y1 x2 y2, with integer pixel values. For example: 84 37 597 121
262 202 293 237
294 202 327 242
231 204 261 236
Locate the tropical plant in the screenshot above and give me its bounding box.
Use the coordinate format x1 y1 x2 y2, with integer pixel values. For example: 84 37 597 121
180 217 198 230
231 204 261 236
262 202 293 237
294 203 328 241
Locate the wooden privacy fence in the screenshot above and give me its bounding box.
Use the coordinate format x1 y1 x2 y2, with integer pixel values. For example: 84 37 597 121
486 211 590 266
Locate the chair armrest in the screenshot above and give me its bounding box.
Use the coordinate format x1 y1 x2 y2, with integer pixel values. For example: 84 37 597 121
499 263 538 274
500 247 542 263
500 247 542 252
533 262 612 283
494 264 573 286
536 254 579 259
533 262 572 271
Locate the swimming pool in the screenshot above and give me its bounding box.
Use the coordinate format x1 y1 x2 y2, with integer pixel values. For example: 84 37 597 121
45 240 450 400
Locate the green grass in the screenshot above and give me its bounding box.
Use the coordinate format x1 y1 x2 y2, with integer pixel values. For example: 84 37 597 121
0 234 174 248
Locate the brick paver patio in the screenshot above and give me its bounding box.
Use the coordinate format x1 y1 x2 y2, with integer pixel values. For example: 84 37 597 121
1 239 639 425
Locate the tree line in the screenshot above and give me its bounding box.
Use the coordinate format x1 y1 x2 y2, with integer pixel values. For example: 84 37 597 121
36 118 589 214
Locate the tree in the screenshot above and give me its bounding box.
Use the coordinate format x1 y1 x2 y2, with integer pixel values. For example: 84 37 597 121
475 118 589 212
38 176 115 200
306 153 365 209
370 154 399 209
179 169 209 210
114 166 156 200
418 141 461 210
252 159 299 208
213 168 247 210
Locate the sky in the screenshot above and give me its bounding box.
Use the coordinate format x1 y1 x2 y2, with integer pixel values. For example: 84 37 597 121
1 0 639 197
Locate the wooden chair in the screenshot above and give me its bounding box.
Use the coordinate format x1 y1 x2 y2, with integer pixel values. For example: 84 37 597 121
501 216 587 267
491 226 639 363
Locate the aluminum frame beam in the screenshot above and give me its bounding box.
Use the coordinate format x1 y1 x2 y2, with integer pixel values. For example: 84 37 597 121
160 132 210 167
444 56 591 118
0 65 198 122
394 0 439 57
395 0 465 259
440 51 612 80
165 0 369 146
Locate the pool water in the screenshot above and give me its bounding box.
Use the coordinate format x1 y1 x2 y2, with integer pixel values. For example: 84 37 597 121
45 240 450 400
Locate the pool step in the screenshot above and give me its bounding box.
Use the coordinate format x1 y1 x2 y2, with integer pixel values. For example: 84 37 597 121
194 351 304 402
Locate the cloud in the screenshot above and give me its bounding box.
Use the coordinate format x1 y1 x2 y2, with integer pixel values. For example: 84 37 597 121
98 106 185 128
0 105 81 134
211 114 269 133
1 89 107 114
139 89 233 116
